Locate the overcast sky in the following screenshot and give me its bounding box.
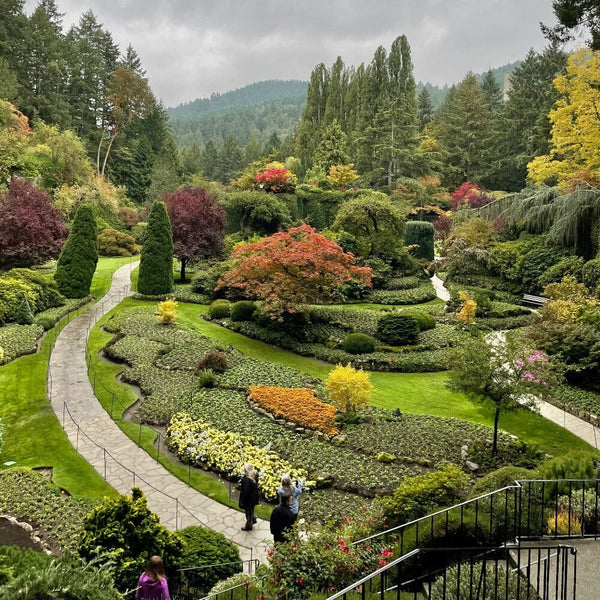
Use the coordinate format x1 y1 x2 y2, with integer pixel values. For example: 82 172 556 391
24 0 563 107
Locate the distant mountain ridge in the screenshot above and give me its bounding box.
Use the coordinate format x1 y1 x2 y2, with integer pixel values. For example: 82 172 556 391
167 80 308 117
168 63 519 147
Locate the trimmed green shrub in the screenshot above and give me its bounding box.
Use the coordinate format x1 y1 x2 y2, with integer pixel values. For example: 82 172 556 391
405 220 435 261
6 268 64 311
342 332 376 354
0 277 36 324
15 296 34 325
176 526 241 594
190 271 213 294
376 313 420 345
469 466 537 498
401 309 436 331
208 299 231 318
137 201 174 296
196 352 228 374
98 228 137 256
583 258 600 293
538 255 583 288
230 300 257 322
77 487 183 592
54 203 98 298
377 464 469 526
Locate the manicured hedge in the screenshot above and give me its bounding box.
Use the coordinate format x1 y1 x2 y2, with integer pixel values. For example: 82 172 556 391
209 299 231 318
376 314 420 345
342 332 376 354
230 300 256 322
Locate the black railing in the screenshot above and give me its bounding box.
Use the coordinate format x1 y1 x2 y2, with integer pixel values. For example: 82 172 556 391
327 545 576 600
354 479 600 558
176 559 260 600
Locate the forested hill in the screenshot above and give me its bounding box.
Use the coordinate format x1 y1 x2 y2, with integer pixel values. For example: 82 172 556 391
167 80 308 147
167 63 518 148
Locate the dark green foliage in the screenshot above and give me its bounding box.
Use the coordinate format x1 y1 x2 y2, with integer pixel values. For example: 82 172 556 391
469 466 537 498
54 203 98 298
196 352 228 374
405 221 435 261
190 271 213 294
377 464 469 526
0 547 123 600
401 310 436 331
77 487 183 593
15 296 34 324
376 313 420 345
98 228 137 257
6 268 64 311
222 191 291 236
582 258 600 293
538 255 584 288
341 332 376 354
230 300 257 322
176 526 241 594
208 299 231 318
137 201 174 296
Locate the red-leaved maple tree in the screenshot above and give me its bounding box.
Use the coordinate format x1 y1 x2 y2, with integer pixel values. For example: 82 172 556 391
0 178 68 268
255 167 295 193
164 186 226 281
217 224 372 316
450 182 494 210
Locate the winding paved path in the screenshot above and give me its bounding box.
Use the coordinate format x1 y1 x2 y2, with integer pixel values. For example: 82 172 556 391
48 262 269 565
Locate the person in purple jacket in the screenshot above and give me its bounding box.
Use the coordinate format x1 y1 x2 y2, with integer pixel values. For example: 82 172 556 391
135 555 170 600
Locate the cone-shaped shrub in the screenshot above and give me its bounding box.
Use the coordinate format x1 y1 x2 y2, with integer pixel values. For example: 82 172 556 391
15 296 34 324
137 201 174 295
54 203 98 298
405 221 435 261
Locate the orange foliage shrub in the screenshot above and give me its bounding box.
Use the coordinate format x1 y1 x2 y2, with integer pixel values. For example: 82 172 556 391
248 386 339 436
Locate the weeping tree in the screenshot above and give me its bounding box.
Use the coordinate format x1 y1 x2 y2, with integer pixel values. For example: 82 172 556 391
479 183 600 259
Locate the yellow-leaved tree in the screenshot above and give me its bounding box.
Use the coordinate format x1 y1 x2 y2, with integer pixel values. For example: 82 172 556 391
327 164 359 189
325 363 373 413
528 48 600 187
456 291 477 326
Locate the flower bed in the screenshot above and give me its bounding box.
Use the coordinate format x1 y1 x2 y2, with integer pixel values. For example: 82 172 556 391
0 323 44 364
248 385 339 436
166 413 307 501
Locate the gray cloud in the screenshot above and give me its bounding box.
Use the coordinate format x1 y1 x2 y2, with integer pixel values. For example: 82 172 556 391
24 0 558 106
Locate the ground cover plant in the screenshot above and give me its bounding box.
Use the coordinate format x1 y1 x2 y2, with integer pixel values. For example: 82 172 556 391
97 303 567 524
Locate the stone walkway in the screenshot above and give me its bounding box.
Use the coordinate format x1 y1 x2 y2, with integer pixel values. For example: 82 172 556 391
47 262 269 565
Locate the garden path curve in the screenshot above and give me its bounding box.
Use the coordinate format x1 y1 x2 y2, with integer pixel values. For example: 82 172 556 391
47 262 269 565
431 276 600 452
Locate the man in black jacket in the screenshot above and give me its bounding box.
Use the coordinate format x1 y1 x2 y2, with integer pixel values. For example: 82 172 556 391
270 492 296 543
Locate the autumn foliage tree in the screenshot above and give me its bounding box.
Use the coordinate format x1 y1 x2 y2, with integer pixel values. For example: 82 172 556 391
217 225 372 316
164 186 226 281
0 178 68 268
528 49 600 186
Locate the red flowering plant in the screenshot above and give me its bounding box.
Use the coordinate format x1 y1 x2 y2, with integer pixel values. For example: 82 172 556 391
258 511 391 599
255 167 297 193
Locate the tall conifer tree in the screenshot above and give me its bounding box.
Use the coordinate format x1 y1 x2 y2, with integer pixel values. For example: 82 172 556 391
54 203 98 298
137 201 173 295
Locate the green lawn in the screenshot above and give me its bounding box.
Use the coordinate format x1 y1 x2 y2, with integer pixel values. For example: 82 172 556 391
0 256 138 498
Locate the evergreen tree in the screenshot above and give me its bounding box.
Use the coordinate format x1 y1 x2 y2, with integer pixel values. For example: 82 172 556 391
218 135 243 183
179 142 203 178
15 296 34 324
202 139 219 180
417 87 434 130
480 69 504 111
148 143 180 201
313 118 349 171
121 43 146 76
54 203 98 298
263 131 281 157
137 201 174 295
324 56 347 127
431 74 492 189
244 134 263 165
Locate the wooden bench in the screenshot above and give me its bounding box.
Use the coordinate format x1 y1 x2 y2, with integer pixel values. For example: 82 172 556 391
522 294 548 308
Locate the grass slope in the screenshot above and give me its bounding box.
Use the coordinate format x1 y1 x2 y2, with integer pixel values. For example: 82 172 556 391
0 256 138 498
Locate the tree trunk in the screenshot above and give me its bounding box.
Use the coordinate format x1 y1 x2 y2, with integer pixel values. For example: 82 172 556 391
180 257 187 282
492 405 501 456
100 130 118 177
